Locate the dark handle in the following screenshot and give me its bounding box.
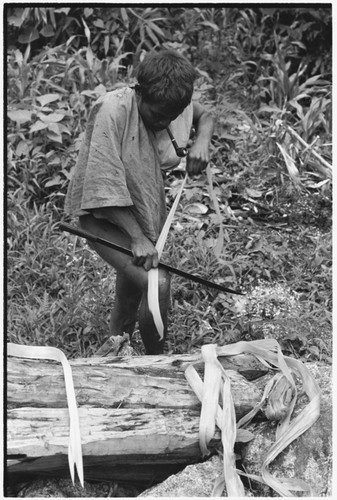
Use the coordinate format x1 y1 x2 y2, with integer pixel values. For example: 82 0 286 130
59 222 133 258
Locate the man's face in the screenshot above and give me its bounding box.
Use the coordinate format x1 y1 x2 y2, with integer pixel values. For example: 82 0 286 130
137 98 185 132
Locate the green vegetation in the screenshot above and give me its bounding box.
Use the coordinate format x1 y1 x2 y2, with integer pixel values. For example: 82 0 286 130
7 6 332 363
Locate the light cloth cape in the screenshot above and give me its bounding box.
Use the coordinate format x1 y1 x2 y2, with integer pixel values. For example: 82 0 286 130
65 87 193 242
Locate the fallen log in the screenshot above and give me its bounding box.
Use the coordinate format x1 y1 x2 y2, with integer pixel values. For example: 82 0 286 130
7 352 265 484
8 407 207 458
7 352 265 410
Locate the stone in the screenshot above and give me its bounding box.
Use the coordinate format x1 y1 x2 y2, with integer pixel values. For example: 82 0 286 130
139 455 223 497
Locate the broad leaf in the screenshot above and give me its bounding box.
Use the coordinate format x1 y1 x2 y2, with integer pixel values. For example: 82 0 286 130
29 120 48 133
36 94 61 107
38 113 64 123
8 109 32 124
39 24 55 38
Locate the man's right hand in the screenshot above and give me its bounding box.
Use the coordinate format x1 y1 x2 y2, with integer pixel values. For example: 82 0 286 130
131 235 159 271
92 206 159 272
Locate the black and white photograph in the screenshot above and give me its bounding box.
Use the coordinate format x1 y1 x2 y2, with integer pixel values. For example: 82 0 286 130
4 2 333 497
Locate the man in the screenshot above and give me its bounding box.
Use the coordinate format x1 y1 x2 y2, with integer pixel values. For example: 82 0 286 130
65 48 214 354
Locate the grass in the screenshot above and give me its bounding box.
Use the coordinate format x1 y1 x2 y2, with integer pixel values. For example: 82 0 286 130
7 157 332 363
7 190 115 358
7 51 332 364
164 183 331 361
5 11 333 499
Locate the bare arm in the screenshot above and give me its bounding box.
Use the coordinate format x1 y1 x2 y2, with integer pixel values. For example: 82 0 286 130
92 206 158 271
187 102 215 175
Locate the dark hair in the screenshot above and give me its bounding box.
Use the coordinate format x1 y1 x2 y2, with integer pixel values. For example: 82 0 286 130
136 48 197 109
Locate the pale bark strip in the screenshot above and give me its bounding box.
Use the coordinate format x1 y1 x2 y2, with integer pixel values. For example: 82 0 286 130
148 174 188 339
198 345 222 456
7 344 83 486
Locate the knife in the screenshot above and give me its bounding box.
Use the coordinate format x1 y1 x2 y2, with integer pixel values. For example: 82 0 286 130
59 222 244 295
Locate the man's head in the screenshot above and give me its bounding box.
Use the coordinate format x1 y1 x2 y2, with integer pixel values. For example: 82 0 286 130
135 48 197 131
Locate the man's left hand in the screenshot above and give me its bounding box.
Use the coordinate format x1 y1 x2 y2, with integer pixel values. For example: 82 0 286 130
186 138 210 175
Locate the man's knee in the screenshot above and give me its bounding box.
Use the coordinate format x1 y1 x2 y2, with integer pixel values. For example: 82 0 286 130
158 269 171 299
79 214 94 231
137 267 171 295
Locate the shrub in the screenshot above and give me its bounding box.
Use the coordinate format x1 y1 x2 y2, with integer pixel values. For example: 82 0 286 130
6 7 332 362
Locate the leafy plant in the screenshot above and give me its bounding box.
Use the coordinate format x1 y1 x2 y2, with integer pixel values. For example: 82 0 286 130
289 93 332 142
256 38 330 111
6 6 171 61
6 7 332 366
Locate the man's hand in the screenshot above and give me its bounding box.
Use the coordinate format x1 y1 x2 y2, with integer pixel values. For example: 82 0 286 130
187 102 215 176
186 138 210 175
92 206 158 271
131 235 159 271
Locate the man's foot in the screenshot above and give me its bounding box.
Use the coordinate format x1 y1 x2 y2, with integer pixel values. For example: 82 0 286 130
93 332 138 357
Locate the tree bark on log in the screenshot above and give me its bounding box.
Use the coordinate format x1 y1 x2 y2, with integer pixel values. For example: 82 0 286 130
7 352 265 411
6 352 265 483
8 407 209 458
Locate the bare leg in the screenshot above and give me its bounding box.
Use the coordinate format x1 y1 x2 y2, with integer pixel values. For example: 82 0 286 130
109 271 142 337
79 214 170 354
139 270 171 354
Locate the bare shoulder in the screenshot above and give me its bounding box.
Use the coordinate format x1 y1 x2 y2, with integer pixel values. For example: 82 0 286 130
192 101 214 124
